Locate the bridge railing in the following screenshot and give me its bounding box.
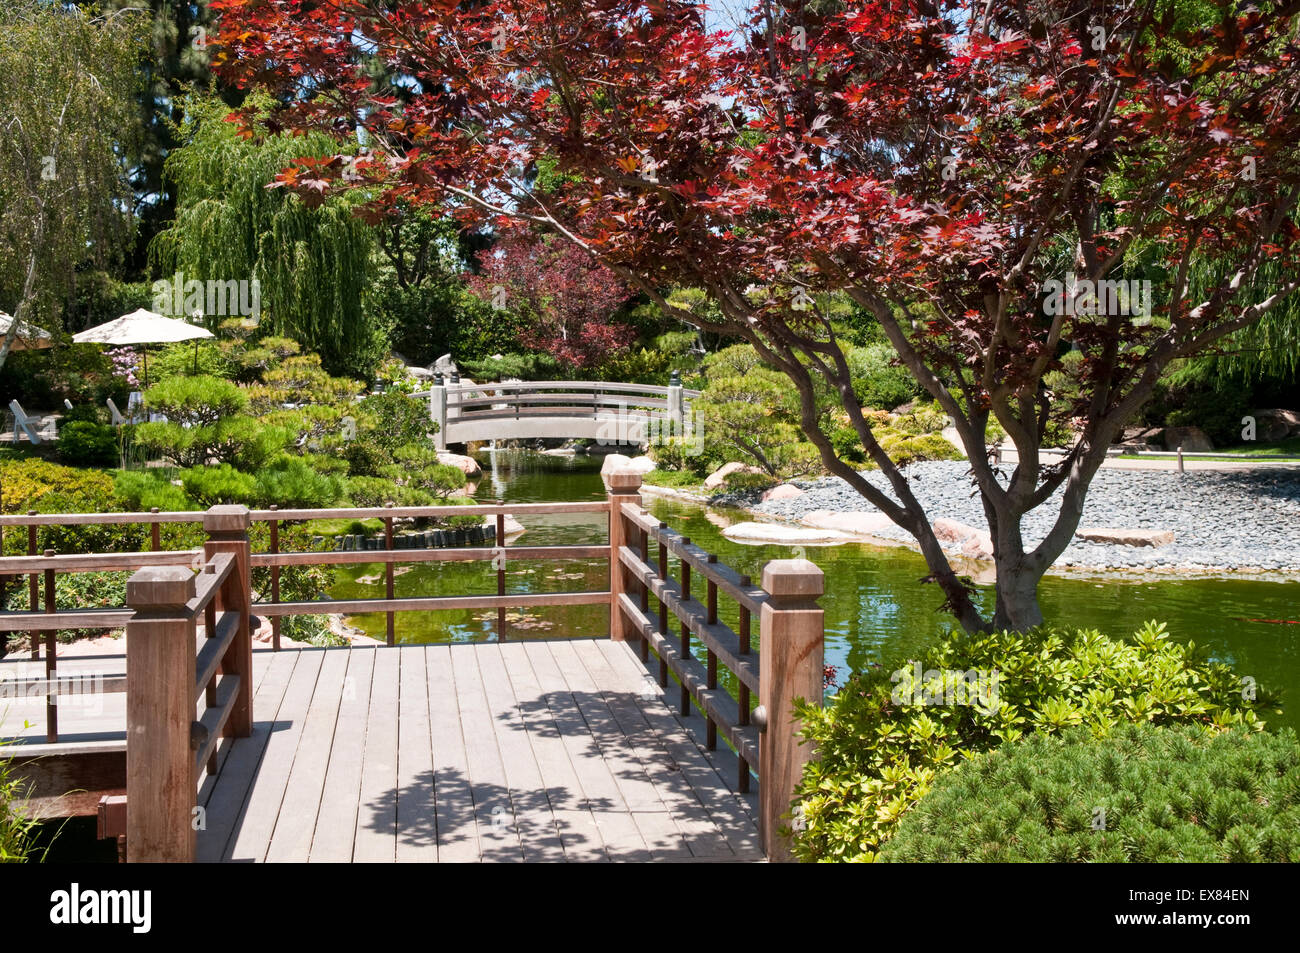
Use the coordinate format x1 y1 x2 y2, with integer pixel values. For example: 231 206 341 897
416 377 701 448
607 469 824 862
1 483 823 862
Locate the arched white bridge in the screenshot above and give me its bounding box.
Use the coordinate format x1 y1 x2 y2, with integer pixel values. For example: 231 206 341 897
414 378 701 450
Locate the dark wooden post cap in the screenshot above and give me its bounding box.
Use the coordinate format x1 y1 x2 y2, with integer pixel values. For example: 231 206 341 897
204 504 251 533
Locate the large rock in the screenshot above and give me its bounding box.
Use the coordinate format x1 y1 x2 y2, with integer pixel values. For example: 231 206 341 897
1162 426 1214 452
433 353 457 377
722 522 851 545
800 509 895 537
703 461 765 489
761 483 804 502
1076 527 1175 547
1252 409 1300 442
600 453 633 474
437 450 482 478
485 514 526 538
625 455 657 474
932 518 993 560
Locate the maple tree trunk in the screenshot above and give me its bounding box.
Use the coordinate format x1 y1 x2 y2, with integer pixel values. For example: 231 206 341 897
990 554 1047 632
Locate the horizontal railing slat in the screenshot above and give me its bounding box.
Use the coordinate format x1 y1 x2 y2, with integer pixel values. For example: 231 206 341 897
0 608 133 632
248 501 608 522
249 544 608 568
0 550 201 573
256 590 612 617
0 512 202 527
0 674 127 697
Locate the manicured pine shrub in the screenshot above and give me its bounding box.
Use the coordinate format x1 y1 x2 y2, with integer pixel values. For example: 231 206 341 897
879 723 1300 863
57 421 118 467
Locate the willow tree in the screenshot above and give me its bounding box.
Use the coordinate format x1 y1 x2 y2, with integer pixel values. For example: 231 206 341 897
0 1 145 370
150 95 384 378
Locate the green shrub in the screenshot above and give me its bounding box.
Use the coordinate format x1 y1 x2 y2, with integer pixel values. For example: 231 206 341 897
342 439 391 477
357 391 433 452
57 421 118 467
880 723 1300 863
0 460 142 558
345 476 432 507
253 456 344 508
112 471 194 512
642 468 704 488
791 621 1269 862
142 374 247 425
892 403 948 435
722 471 780 492
876 431 962 467
180 464 258 505
848 342 922 411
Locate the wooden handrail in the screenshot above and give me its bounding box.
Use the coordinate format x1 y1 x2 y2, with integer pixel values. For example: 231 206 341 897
605 469 823 863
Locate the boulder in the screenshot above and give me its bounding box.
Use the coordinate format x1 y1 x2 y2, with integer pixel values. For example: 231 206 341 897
625 455 658 474
761 483 804 502
1076 527 1175 547
433 353 457 377
600 453 633 474
437 450 482 478
932 518 994 560
1162 426 1214 452
800 509 895 537
703 461 765 489
722 522 851 545
1252 409 1300 442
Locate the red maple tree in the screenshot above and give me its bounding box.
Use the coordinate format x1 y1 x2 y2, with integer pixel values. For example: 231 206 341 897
211 0 1300 632
467 230 635 369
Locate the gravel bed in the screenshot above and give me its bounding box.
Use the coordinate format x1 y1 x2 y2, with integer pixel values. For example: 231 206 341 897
713 460 1300 573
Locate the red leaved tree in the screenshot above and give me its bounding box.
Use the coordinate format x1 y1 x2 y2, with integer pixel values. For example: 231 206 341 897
211 0 1300 632
467 230 635 369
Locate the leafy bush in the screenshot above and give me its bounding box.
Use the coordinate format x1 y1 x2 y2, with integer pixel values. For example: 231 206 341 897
357 391 433 452
57 421 118 466
880 723 1300 863
342 439 391 477
875 431 962 467
791 621 1269 862
892 403 948 435
723 471 780 492
112 470 194 512
179 464 258 505
4 571 130 641
0 460 142 557
848 342 922 411
142 374 247 425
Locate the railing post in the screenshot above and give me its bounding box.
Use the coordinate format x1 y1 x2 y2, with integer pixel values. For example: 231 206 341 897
125 566 197 863
758 558 824 863
604 469 643 642
204 505 253 737
667 370 684 437
431 378 448 450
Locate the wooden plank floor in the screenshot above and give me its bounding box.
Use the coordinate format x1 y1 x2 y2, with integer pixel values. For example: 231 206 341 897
198 641 763 863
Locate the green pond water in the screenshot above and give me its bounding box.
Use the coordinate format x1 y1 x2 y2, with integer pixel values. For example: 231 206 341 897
332 450 1300 730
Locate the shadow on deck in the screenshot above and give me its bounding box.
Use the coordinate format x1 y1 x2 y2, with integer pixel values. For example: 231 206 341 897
197 640 761 863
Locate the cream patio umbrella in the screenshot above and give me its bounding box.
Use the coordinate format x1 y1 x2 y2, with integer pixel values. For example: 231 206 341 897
0 312 54 352
72 308 214 387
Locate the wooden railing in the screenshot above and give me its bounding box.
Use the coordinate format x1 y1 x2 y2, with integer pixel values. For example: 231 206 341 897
607 470 824 862
122 515 252 862
0 479 823 862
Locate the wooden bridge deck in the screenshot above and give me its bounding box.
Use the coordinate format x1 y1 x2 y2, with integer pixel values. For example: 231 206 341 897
190 640 761 863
